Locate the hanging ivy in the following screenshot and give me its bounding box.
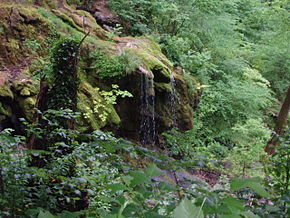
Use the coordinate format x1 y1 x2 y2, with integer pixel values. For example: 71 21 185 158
47 38 80 112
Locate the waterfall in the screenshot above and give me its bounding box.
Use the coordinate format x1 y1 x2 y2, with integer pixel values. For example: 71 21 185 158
169 72 178 127
140 73 155 145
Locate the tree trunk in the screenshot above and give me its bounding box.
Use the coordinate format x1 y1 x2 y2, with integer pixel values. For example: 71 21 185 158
28 78 49 150
265 86 290 154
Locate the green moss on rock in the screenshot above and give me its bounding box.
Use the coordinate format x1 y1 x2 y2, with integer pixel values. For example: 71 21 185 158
0 3 51 66
13 81 38 96
155 82 172 92
52 9 84 33
0 102 12 116
19 97 36 121
0 84 13 99
116 37 172 82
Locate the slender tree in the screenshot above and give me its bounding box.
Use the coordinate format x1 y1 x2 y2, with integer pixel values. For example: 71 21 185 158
265 86 290 154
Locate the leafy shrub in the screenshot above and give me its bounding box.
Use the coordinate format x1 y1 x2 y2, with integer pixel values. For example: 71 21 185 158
84 84 132 123
0 130 29 216
193 68 273 148
225 118 271 176
0 118 287 217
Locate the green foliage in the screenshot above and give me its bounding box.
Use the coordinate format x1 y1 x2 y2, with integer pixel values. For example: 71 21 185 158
0 129 28 216
242 1 290 98
1 0 289 217
173 198 204 218
164 68 273 171
0 111 119 216
231 178 271 198
104 163 176 217
84 84 132 123
90 50 141 79
264 128 290 210
225 119 271 176
48 38 80 111
24 39 41 53
0 115 287 217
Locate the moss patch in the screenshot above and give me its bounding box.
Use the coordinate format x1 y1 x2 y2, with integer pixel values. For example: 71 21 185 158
0 102 12 116
19 97 36 121
116 37 173 82
0 3 51 66
155 82 172 92
13 80 38 96
0 84 13 99
52 9 84 33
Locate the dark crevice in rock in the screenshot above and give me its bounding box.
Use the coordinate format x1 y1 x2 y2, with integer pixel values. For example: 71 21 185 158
152 67 171 83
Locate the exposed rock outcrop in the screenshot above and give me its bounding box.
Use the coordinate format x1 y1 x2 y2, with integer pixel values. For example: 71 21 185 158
0 1 196 144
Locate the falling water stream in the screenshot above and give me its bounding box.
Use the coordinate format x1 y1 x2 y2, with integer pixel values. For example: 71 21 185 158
169 72 178 127
139 71 179 145
140 74 156 145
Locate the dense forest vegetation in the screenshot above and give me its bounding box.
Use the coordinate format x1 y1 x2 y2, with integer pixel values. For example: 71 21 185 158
0 0 289 217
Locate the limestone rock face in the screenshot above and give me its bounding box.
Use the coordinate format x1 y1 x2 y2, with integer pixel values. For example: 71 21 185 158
0 1 196 144
109 38 195 143
0 80 38 132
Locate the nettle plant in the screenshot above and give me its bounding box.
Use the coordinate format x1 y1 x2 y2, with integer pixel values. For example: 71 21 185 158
84 84 132 123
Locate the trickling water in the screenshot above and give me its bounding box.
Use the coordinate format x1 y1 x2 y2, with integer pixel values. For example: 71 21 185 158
169 72 179 127
140 73 155 145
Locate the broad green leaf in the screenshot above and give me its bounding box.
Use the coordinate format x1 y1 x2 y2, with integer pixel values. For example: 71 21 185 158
118 200 132 218
129 171 150 187
240 211 260 218
221 197 244 213
173 198 204 218
38 210 56 218
58 211 80 218
230 178 271 197
145 164 163 177
107 183 129 193
145 211 166 218
122 175 133 186
104 214 125 218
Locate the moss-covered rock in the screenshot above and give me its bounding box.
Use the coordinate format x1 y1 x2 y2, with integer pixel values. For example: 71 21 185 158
173 72 195 130
13 80 38 96
116 37 172 83
0 84 13 99
0 102 12 116
155 82 172 93
0 1 197 144
0 3 51 66
18 96 36 121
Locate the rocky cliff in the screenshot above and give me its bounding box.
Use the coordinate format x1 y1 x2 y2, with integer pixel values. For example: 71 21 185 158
0 0 196 144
